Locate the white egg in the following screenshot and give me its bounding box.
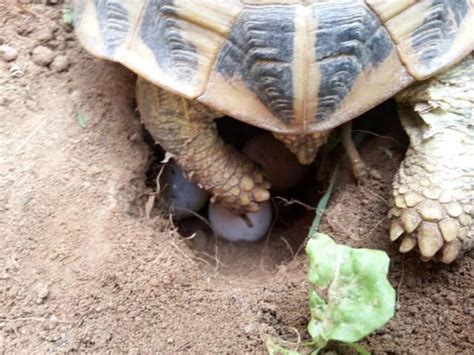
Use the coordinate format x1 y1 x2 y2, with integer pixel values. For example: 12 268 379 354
160 162 210 220
243 134 307 190
208 201 273 242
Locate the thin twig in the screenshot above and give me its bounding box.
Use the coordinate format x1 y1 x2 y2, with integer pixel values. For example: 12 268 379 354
273 196 316 211
366 216 388 238
151 246 169 265
170 241 197 266
359 186 389 206
352 129 402 147
280 236 295 258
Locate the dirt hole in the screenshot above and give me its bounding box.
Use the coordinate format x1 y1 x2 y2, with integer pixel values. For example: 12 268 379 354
140 99 401 279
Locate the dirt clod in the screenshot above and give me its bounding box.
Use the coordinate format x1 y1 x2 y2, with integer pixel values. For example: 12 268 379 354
31 45 55 66
35 283 50 304
33 26 55 43
50 54 69 72
0 44 18 62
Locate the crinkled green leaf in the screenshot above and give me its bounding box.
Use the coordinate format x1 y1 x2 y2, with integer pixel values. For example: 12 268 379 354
306 233 395 344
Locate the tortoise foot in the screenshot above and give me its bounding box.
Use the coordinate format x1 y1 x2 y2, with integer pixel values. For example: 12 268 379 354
207 157 271 214
389 148 473 264
136 78 271 215
351 162 382 184
391 55 474 263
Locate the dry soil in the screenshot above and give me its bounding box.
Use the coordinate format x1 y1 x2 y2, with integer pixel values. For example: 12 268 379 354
1 2 472 353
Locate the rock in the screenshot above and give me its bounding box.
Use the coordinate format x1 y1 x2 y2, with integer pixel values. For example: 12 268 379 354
33 27 55 43
31 45 55 66
48 35 66 51
0 45 18 62
50 55 69 72
35 283 49 304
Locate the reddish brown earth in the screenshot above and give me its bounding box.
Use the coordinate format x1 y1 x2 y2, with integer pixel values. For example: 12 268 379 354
1 2 472 353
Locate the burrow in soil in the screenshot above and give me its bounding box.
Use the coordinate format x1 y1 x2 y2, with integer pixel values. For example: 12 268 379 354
140 99 403 278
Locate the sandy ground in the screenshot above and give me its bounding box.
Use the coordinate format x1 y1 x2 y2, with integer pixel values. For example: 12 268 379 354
1 2 472 353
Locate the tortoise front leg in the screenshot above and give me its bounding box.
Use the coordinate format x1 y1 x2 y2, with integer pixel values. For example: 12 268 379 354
136 78 270 213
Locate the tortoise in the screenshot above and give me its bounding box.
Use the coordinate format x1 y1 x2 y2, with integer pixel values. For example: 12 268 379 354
74 0 474 262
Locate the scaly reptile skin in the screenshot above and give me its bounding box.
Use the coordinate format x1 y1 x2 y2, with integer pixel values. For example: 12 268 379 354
390 55 474 263
136 78 270 213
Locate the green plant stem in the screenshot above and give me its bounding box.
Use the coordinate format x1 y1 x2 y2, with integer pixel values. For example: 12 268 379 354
308 165 338 237
309 130 368 237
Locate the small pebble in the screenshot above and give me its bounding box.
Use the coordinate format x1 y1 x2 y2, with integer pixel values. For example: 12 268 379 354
0 45 18 62
9 63 24 78
49 315 58 326
35 283 49 304
31 45 55 66
209 201 272 242
50 55 69 72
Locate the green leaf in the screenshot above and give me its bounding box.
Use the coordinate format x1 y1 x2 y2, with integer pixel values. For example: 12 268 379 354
63 7 75 26
305 233 395 345
75 109 87 129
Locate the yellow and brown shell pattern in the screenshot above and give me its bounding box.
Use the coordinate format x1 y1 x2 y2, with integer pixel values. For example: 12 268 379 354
74 0 474 134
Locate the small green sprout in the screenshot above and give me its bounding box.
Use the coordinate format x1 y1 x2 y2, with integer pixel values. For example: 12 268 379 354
75 108 87 128
63 6 75 26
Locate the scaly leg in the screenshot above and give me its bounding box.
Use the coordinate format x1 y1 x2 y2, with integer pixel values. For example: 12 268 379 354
389 55 474 263
136 78 270 213
341 122 380 182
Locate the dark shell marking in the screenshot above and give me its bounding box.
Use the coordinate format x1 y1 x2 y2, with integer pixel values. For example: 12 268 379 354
216 7 295 123
412 0 470 68
95 0 129 55
140 0 198 82
313 1 393 120
81 0 472 128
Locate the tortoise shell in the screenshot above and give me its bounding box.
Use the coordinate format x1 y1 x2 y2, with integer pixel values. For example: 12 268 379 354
74 0 474 134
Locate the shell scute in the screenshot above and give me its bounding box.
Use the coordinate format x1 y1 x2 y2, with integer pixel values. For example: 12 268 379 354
74 0 474 133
